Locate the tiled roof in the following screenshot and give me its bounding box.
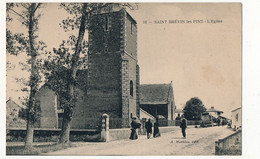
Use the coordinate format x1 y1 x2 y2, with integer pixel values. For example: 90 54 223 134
6 99 26 109
140 83 172 105
206 107 223 113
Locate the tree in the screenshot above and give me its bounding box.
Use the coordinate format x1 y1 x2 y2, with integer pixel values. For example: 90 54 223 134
6 3 46 149
183 97 206 120
44 3 138 144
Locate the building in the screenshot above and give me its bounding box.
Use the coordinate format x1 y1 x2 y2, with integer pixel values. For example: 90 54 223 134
28 5 176 129
139 82 175 120
36 5 139 129
206 106 223 118
231 107 241 130
175 108 184 120
87 6 139 127
6 98 26 128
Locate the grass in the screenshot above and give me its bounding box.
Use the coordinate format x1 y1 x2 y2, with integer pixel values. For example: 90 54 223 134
6 142 77 155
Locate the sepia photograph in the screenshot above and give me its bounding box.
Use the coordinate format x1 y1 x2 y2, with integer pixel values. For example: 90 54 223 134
5 2 242 156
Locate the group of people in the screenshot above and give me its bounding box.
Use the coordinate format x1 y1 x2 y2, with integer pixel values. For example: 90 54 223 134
144 118 161 139
130 116 188 140
129 117 161 140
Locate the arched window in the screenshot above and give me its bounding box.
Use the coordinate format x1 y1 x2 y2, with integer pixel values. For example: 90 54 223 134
130 80 133 96
104 16 109 31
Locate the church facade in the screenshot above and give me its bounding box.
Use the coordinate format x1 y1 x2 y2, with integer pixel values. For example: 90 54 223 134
36 7 140 129
34 6 176 130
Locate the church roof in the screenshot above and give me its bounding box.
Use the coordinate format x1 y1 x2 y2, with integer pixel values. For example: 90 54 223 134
140 83 172 105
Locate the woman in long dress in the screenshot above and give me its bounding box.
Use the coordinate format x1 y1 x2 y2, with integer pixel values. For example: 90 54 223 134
130 117 141 140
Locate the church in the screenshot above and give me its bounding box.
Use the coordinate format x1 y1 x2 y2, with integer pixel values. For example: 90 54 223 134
35 5 175 129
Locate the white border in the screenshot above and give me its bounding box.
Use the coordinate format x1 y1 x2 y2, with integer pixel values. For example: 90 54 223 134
1 0 260 159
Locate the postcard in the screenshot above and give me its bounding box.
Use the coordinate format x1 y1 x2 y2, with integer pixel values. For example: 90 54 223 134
5 2 242 156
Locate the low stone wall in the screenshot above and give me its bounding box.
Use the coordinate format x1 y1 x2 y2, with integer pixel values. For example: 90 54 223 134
6 128 101 142
7 126 191 143
109 128 131 141
215 130 242 155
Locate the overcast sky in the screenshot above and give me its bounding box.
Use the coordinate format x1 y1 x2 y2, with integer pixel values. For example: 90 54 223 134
6 3 241 118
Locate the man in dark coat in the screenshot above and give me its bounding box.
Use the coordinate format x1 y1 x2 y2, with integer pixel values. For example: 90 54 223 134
180 118 187 138
145 119 153 139
153 118 161 138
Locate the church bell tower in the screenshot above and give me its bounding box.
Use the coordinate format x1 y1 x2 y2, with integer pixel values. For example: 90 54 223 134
86 5 140 127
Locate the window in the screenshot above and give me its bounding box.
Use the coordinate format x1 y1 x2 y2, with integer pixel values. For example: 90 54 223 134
131 22 133 34
130 80 133 96
105 16 109 31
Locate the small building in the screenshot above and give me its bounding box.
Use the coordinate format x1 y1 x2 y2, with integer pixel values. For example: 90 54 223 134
139 82 175 120
175 108 183 120
206 106 223 118
231 107 242 130
6 98 26 128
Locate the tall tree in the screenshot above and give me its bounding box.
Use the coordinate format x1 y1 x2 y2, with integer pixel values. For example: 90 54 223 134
6 3 45 148
44 3 138 144
183 97 206 120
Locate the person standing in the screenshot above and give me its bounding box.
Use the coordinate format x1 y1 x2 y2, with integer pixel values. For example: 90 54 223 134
180 117 187 138
153 118 161 138
145 119 153 139
129 117 141 140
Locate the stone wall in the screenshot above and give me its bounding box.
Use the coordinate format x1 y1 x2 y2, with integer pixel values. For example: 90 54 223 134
6 128 101 142
124 12 137 57
88 10 124 54
88 10 124 121
109 128 131 141
215 130 242 155
87 52 122 119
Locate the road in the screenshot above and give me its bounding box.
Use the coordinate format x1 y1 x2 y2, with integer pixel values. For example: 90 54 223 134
45 126 234 156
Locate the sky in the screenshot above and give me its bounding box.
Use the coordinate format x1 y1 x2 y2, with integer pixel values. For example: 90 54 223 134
6 3 241 118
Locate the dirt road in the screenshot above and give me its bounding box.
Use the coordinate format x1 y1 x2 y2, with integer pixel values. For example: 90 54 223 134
45 126 234 156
